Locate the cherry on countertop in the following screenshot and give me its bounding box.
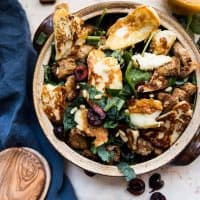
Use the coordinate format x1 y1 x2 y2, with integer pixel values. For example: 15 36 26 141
150 192 166 200
127 178 145 196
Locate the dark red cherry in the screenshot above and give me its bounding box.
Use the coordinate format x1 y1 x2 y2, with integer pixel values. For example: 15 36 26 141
74 65 88 81
127 178 145 196
150 192 166 200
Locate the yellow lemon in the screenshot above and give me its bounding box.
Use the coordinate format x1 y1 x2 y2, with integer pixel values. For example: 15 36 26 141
168 0 200 15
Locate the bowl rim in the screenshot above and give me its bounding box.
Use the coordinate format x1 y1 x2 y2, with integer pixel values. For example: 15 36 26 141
33 1 200 176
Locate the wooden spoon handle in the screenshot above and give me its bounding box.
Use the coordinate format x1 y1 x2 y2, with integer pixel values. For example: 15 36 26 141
172 127 200 165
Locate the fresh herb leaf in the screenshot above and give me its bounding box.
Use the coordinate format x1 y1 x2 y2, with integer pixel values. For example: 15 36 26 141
111 50 125 66
96 8 107 28
44 65 51 83
104 97 125 112
106 84 132 99
117 162 136 181
79 83 102 100
97 145 114 162
125 61 151 96
86 36 101 46
63 106 76 132
190 14 200 34
36 32 47 46
168 77 177 86
141 31 156 56
123 50 133 65
90 145 97 154
186 15 193 31
49 44 56 65
103 121 118 129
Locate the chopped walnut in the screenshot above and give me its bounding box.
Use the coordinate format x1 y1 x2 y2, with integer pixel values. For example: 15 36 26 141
156 57 180 77
55 57 76 79
180 82 197 96
68 128 88 149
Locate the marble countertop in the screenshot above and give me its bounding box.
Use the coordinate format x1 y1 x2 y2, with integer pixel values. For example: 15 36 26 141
19 0 200 199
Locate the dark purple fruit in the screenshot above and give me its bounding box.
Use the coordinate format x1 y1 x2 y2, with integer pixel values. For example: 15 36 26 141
53 125 65 140
87 109 103 126
74 65 88 81
127 178 145 196
90 103 106 120
150 192 166 200
149 173 164 192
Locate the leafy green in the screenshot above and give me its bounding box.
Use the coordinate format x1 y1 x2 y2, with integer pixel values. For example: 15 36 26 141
36 32 47 46
44 65 51 83
168 77 177 86
86 36 101 46
117 162 136 181
96 8 107 28
186 15 193 31
97 145 114 162
104 97 125 112
79 83 102 100
125 61 151 96
106 85 132 99
190 14 200 34
103 121 118 129
123 49 133 65
111 50 125 66
63 106 76 132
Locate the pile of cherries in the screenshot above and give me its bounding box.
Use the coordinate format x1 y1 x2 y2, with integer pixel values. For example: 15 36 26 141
127 173 166 200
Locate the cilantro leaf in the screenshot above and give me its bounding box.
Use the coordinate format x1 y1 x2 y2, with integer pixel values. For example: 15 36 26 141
63 106 76 132
117 162 136 181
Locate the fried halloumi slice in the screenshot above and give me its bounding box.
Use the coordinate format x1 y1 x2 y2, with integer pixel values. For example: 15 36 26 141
53 3 84 60
87 49 123 93
145 101 193 149
74 107 108 147
128 99 163 129
41 84 66 123
105 6 160 50
150 30 177 55
132 53 172 71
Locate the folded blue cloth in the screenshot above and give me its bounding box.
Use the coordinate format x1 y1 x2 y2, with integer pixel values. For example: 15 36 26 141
0 0 77 199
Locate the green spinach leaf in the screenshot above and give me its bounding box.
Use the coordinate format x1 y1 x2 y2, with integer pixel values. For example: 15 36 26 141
63 106 76 132
125 61 151 95
79 83 102 99
103 121 118 129
104 97 125 112
117 162 136 181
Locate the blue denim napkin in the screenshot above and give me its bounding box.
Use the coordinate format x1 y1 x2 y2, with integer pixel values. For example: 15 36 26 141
0 0 77 199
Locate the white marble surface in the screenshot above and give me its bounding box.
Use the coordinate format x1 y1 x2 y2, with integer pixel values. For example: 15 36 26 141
18 0 200 199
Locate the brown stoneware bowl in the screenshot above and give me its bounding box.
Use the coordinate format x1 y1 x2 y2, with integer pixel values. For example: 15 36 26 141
33 1 200 176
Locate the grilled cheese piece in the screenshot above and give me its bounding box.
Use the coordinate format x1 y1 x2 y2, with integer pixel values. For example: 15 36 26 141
105 6 160 50
53 3 84 60
87 49 123 93
132 53 172 71
74 107 108 147
128 99 163 129
41 84 66 123
150 30 177 55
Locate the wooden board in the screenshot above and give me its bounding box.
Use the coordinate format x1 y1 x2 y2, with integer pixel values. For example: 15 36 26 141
0 147 50 200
